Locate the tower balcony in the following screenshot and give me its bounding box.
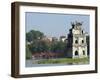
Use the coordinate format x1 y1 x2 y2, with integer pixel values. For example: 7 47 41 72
73 44 87 47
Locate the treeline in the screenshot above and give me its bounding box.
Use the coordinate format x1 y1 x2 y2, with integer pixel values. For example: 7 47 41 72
26 30 90 60
26 30 67 59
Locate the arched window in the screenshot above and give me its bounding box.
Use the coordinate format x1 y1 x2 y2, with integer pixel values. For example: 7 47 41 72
83 50 85 55
75 40 78 44
82 30 83 34
75 51 78 56
82 40 84 43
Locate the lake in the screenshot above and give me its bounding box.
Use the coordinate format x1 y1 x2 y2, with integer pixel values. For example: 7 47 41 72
26 59 89 67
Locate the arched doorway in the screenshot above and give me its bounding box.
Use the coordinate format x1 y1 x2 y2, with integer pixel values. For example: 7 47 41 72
75 40 78 44
82 40 84 43
83 50 85 55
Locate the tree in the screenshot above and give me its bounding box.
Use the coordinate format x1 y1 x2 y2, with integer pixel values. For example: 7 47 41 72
51 41 67 53
26 30 44 42
26 29 67 57
29 40 50 54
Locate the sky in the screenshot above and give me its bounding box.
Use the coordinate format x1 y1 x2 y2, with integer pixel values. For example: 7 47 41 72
25 12 90 38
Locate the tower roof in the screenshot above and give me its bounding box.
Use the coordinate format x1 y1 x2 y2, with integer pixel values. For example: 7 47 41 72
71 21 83 29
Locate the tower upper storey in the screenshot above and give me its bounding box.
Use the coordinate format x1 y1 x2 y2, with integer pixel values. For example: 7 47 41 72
70 21 84 35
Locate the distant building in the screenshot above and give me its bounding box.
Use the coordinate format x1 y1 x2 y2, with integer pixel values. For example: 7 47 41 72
52 37 58 42
48 37 53 42
67 21 88 58
42 36 53 42
60 36 67 42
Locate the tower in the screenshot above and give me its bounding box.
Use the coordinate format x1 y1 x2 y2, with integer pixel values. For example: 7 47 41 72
67 21 87 58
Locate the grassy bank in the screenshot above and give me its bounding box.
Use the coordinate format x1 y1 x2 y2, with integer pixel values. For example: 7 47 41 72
37 57 89 64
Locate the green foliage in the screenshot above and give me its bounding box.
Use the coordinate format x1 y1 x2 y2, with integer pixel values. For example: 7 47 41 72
26 30 44 42
51 41 67 53
26 29 67 56
29 40 50 54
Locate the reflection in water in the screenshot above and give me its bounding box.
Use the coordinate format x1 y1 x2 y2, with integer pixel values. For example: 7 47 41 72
26 59 89 67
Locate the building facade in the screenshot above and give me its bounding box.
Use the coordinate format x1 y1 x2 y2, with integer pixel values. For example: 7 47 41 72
60 36 66 42
67 22 87 58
